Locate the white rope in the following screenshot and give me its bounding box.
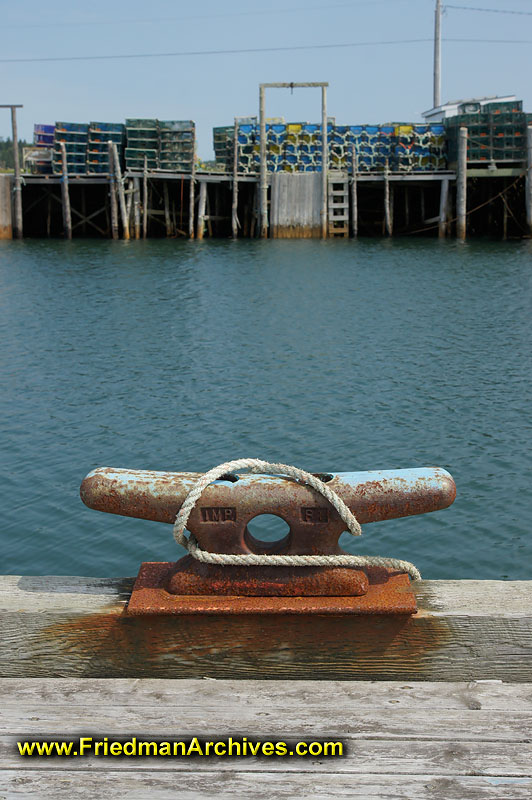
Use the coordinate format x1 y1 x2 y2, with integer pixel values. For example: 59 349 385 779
172 458 421 581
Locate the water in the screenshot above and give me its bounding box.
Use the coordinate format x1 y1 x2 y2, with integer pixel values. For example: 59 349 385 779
1 237 531 580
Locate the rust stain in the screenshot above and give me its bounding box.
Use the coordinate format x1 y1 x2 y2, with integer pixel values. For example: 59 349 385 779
36 599 452 680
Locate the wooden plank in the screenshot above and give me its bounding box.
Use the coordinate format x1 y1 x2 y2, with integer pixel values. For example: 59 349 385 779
270 173 322 237
3 677 532 712
0 577 532 680
3 771 532 800
2 735 531 775
1 678 532 798
1 680 532 741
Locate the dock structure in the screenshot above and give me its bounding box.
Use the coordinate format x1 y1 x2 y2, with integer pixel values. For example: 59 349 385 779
5 160 529 241
1 574 532 797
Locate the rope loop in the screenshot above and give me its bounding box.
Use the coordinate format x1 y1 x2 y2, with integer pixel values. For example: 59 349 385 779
172 458 421 581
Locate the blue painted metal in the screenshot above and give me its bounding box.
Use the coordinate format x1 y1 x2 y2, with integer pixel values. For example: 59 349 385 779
80 466 456 528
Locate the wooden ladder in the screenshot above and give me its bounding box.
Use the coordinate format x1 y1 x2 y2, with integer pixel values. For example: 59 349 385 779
328 171 349 237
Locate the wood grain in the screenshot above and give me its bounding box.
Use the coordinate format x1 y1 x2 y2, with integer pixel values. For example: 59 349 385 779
1 577 531 680
1 679 531 798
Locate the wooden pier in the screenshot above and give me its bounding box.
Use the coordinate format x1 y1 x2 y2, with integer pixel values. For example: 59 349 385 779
1 575 531 797
1 145 530 240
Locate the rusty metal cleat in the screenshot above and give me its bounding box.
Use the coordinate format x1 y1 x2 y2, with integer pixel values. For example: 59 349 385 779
80 466 456 616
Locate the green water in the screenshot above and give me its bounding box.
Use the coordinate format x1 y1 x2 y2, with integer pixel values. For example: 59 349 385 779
1 237 530 579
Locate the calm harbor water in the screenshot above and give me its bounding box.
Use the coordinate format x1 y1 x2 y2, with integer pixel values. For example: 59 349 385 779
1 237 531 580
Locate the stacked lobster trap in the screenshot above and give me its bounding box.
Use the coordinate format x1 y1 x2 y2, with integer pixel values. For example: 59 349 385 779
445 100 528 165
86 122 126 174
125 120 195 172
213 120 447 174
52 122 89 175
125 119 159 171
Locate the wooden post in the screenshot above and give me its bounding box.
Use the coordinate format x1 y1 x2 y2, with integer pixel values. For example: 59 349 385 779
108 141 119 240
526 125 532 235
188 145 196 240
142 156 148 240
420 187 425 225
205 188 213 238
438 177 449 238
259 85 268 238
321 84 328 239
11 106 23 239
59 142 72 240
404 186 410 228
81 186 87 236
502 183 508 241
232 119 239 239
133 178 141 239
112 142 129 240
351 144 358 238
197 180 206 240
163 181 173 237
126 178 133 229
0 174 13 239
384 159 392 236
457 126 468 240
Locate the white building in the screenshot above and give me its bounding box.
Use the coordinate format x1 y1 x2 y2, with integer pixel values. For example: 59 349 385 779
422 95 518 123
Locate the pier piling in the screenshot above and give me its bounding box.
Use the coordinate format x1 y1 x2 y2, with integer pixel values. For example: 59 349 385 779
59 142 72 240
0 175 12 239
384 160 392 236
142 157 148 240
321 84 328 239
113 142 129 240
438 177 449 238
526 125 532 235
133 178 141 239
232 119 239 239
457 126 468 240
10 106 23 239
351 145 358 238
197 179 207 240
108 141 119 240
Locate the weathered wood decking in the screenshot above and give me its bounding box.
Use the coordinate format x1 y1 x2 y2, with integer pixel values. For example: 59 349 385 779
2 678 532 798
1 576 531 797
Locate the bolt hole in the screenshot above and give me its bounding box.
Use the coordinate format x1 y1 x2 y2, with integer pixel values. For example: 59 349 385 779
245 514 291 554
312 472 334 483
217 473 239 483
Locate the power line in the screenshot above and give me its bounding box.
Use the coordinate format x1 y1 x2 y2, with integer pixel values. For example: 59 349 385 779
446 4 532 14
0 39 434 64
0 37 530 64
1 0 416 30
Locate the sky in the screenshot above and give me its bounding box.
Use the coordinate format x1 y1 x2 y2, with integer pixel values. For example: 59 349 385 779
1 0 532 159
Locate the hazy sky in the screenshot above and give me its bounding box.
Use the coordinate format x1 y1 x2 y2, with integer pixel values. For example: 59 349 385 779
1 0 531 158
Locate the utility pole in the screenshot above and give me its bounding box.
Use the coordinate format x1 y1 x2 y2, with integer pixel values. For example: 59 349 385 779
434 0 442 109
